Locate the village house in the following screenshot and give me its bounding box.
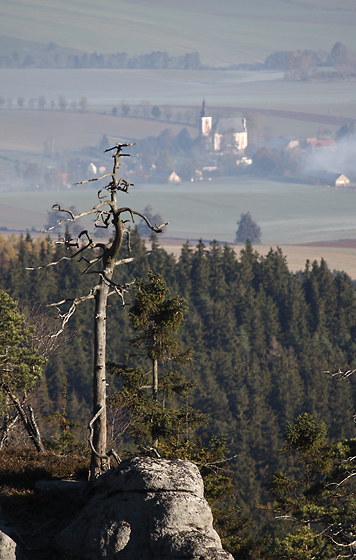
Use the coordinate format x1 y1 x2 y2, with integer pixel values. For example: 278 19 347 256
304 138 336 151
311 171 351 187
168 171 181 184
335 174 351 187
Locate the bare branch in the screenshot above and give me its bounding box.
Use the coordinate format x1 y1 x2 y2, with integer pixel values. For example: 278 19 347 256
323 368 356 379
31 140 167 479
26 231 101 272
104 142 136 152
113 258 135 267
26 255 73 271
47 288 98 338
326 472 356 488
74 173 113 186
130 209 169 233
40 200 112 234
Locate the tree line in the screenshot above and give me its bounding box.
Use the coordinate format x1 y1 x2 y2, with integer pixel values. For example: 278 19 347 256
0 46 202 70
264 42 356 81
3 40 355 81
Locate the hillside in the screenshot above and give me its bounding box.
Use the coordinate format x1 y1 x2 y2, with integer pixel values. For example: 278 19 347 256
2 233 356 531
1 0 356 66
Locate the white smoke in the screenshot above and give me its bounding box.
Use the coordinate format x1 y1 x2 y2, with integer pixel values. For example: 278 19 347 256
303 136 356 180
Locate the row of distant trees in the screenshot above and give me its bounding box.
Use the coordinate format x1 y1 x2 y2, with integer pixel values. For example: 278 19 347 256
111 102 196 124
264 42 356 80
0 46 202 70
0 95 88 112
0 95 199 128
2 41 355 79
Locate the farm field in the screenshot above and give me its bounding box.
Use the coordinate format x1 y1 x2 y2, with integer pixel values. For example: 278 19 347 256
2 69 356 119
162 239 356 280
1 176 356 243
1 68 356 158
0 110 197 154
2 176 356 278
2 0 356 279
1 0 356 66
0 68 284 110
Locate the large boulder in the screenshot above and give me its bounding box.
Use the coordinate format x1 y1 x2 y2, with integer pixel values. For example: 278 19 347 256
54 456 234 560
0 529 28 560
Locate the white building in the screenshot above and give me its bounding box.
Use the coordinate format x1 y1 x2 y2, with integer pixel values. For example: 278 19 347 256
213 118 248 152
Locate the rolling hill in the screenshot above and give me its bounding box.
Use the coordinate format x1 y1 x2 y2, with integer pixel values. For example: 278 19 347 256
1 0 356 66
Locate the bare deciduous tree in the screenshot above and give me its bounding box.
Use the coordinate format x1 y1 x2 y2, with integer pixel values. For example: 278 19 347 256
28 142 168 479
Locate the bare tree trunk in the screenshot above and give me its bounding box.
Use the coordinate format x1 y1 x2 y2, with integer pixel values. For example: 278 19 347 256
152 357 159 448
0 412 19 449
29 143 167 480
152 358 158 401
8 391 46 453
90 279 110 479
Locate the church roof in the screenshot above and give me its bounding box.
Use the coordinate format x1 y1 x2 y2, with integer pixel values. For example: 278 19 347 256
214 118 246 134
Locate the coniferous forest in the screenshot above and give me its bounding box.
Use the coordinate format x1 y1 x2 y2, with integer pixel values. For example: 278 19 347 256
1 230 356 557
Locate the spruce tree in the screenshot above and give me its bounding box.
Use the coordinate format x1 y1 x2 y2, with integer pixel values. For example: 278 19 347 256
269 413 356 560
0 290 46 451
108 270 199 450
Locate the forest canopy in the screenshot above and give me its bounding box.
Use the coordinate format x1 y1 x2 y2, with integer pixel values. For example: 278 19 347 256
1 232 356 525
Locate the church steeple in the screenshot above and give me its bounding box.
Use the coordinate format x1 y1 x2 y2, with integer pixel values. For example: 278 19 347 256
200 99 207 119
199 99 212 138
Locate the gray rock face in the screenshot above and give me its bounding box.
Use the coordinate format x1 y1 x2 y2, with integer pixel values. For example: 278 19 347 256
0 531 17 560
54 457 233 560
0 529 28 560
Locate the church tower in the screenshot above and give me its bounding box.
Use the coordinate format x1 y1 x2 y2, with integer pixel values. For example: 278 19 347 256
199 100 212 137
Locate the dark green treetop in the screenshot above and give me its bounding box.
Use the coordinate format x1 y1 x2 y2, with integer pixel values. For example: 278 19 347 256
0 290 46 451
129 270 190 371
0 290 45 399
108 270 198 449
235 212 261 244
268 413 356 560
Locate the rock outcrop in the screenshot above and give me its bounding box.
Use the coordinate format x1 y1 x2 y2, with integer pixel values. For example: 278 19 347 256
54 456 233 560
0 529 28 560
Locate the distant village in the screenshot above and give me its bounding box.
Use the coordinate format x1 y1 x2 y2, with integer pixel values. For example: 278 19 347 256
118 101 356 189
2 99 356 192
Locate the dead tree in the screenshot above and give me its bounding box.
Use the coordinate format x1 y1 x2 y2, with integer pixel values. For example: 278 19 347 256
28 143 168 479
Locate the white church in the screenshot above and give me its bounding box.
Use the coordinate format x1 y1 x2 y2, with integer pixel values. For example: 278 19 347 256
199 100 248 152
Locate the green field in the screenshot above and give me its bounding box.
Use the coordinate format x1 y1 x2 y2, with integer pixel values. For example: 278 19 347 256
1 0 356 66
1 177 356 246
